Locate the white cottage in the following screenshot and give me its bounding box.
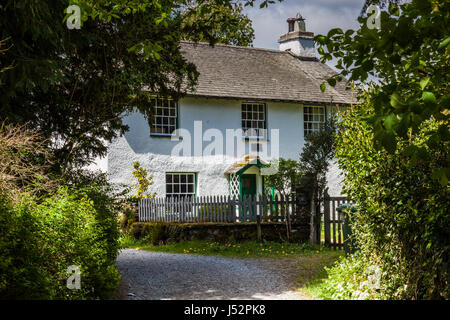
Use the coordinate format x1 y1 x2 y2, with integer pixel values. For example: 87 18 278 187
107 13 354 199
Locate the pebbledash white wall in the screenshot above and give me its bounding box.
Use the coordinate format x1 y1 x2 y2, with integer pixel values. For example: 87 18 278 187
107 96 344 197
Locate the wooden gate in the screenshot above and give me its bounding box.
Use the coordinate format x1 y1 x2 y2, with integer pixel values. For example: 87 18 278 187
322 190 353 250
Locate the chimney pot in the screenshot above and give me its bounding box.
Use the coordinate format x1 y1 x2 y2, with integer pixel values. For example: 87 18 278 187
278 11 315 57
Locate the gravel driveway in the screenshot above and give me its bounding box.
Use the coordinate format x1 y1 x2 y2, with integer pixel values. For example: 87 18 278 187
116 249 305 300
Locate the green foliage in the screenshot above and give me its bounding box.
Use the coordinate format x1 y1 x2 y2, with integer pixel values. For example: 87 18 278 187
63 170 124 264
131 161 156 199
264 158 302 196
121 237 324 259
360 0 403 16
119 205 138 233
0 125 122 299
335 98 449 299
129 222 181 245
314 253 381 300
0 0 279 171
298 115 338 200
0 188 121 299
316 0 450 185
181 2 254 46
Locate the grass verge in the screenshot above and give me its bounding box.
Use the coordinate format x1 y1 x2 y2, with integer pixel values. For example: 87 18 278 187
119 234 334 259
296 254 342 299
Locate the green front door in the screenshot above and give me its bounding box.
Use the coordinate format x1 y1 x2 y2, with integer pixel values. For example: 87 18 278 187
240 174 256 221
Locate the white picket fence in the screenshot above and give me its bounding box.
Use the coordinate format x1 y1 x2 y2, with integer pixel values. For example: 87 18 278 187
138 194 299 223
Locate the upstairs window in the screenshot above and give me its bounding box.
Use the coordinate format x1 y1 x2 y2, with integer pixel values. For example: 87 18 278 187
165 173 196 199
304 106 325 137
150 97 177 135
241 102 266 138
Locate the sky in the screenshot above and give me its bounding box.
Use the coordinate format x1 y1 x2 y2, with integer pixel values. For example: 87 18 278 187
244 0 365 50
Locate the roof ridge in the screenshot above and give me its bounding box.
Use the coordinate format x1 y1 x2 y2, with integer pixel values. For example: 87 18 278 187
180 40 317 60
180 40 286 54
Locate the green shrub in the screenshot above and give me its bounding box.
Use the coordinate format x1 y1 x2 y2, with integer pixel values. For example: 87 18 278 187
119 205 138 232
64 170 125 265
0 188 120 299
314 254 381 300
335 98 449 299
131 161 156 199
149 222 169 245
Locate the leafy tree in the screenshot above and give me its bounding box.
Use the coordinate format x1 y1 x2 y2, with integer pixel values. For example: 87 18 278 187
316 0 449 185
181 1 254 46
264 158 301 197
0 0 279 173
298 115 338 202
335 95 449 299
361 0 405 16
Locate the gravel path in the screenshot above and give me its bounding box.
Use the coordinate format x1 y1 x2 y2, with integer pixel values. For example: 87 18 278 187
116 249 305 300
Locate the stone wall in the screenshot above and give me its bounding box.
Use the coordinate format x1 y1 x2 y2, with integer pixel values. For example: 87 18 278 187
130 221 310 243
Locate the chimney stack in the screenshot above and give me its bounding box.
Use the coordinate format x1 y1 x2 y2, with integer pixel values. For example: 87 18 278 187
279 12 315 58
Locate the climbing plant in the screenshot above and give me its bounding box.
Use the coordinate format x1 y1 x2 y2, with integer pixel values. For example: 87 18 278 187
132 161 157 199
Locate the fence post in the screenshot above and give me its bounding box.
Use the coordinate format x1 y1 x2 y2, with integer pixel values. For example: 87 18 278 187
324 188 331 246
311 194 321 245
256 214 262 243
231 196 236 222
283 194 291 242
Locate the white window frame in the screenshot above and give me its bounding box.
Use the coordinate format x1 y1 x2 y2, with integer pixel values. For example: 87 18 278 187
150 97 178 136
241 102 266 139
304 105 326 137
165 173 196 199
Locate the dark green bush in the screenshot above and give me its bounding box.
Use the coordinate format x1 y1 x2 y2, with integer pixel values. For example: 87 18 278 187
0 188 121 299
119 205 138 232
63 170 128 264
335 100 449 299
134 222 182 245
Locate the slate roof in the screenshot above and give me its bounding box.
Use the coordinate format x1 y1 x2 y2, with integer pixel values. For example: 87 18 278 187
180 41 354 105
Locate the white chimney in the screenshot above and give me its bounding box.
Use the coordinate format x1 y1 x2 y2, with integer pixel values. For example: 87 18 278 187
278 12 315 58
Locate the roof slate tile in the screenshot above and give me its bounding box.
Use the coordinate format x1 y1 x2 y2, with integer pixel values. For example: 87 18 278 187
180 41 354 105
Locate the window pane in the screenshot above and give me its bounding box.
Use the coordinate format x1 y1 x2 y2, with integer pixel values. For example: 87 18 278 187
304 106 325 137
165 173 195 197
241 103 266 137
150 98 177 135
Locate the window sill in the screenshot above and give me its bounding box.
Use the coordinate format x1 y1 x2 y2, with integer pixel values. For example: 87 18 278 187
243 136 269 142
150 133 182 140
